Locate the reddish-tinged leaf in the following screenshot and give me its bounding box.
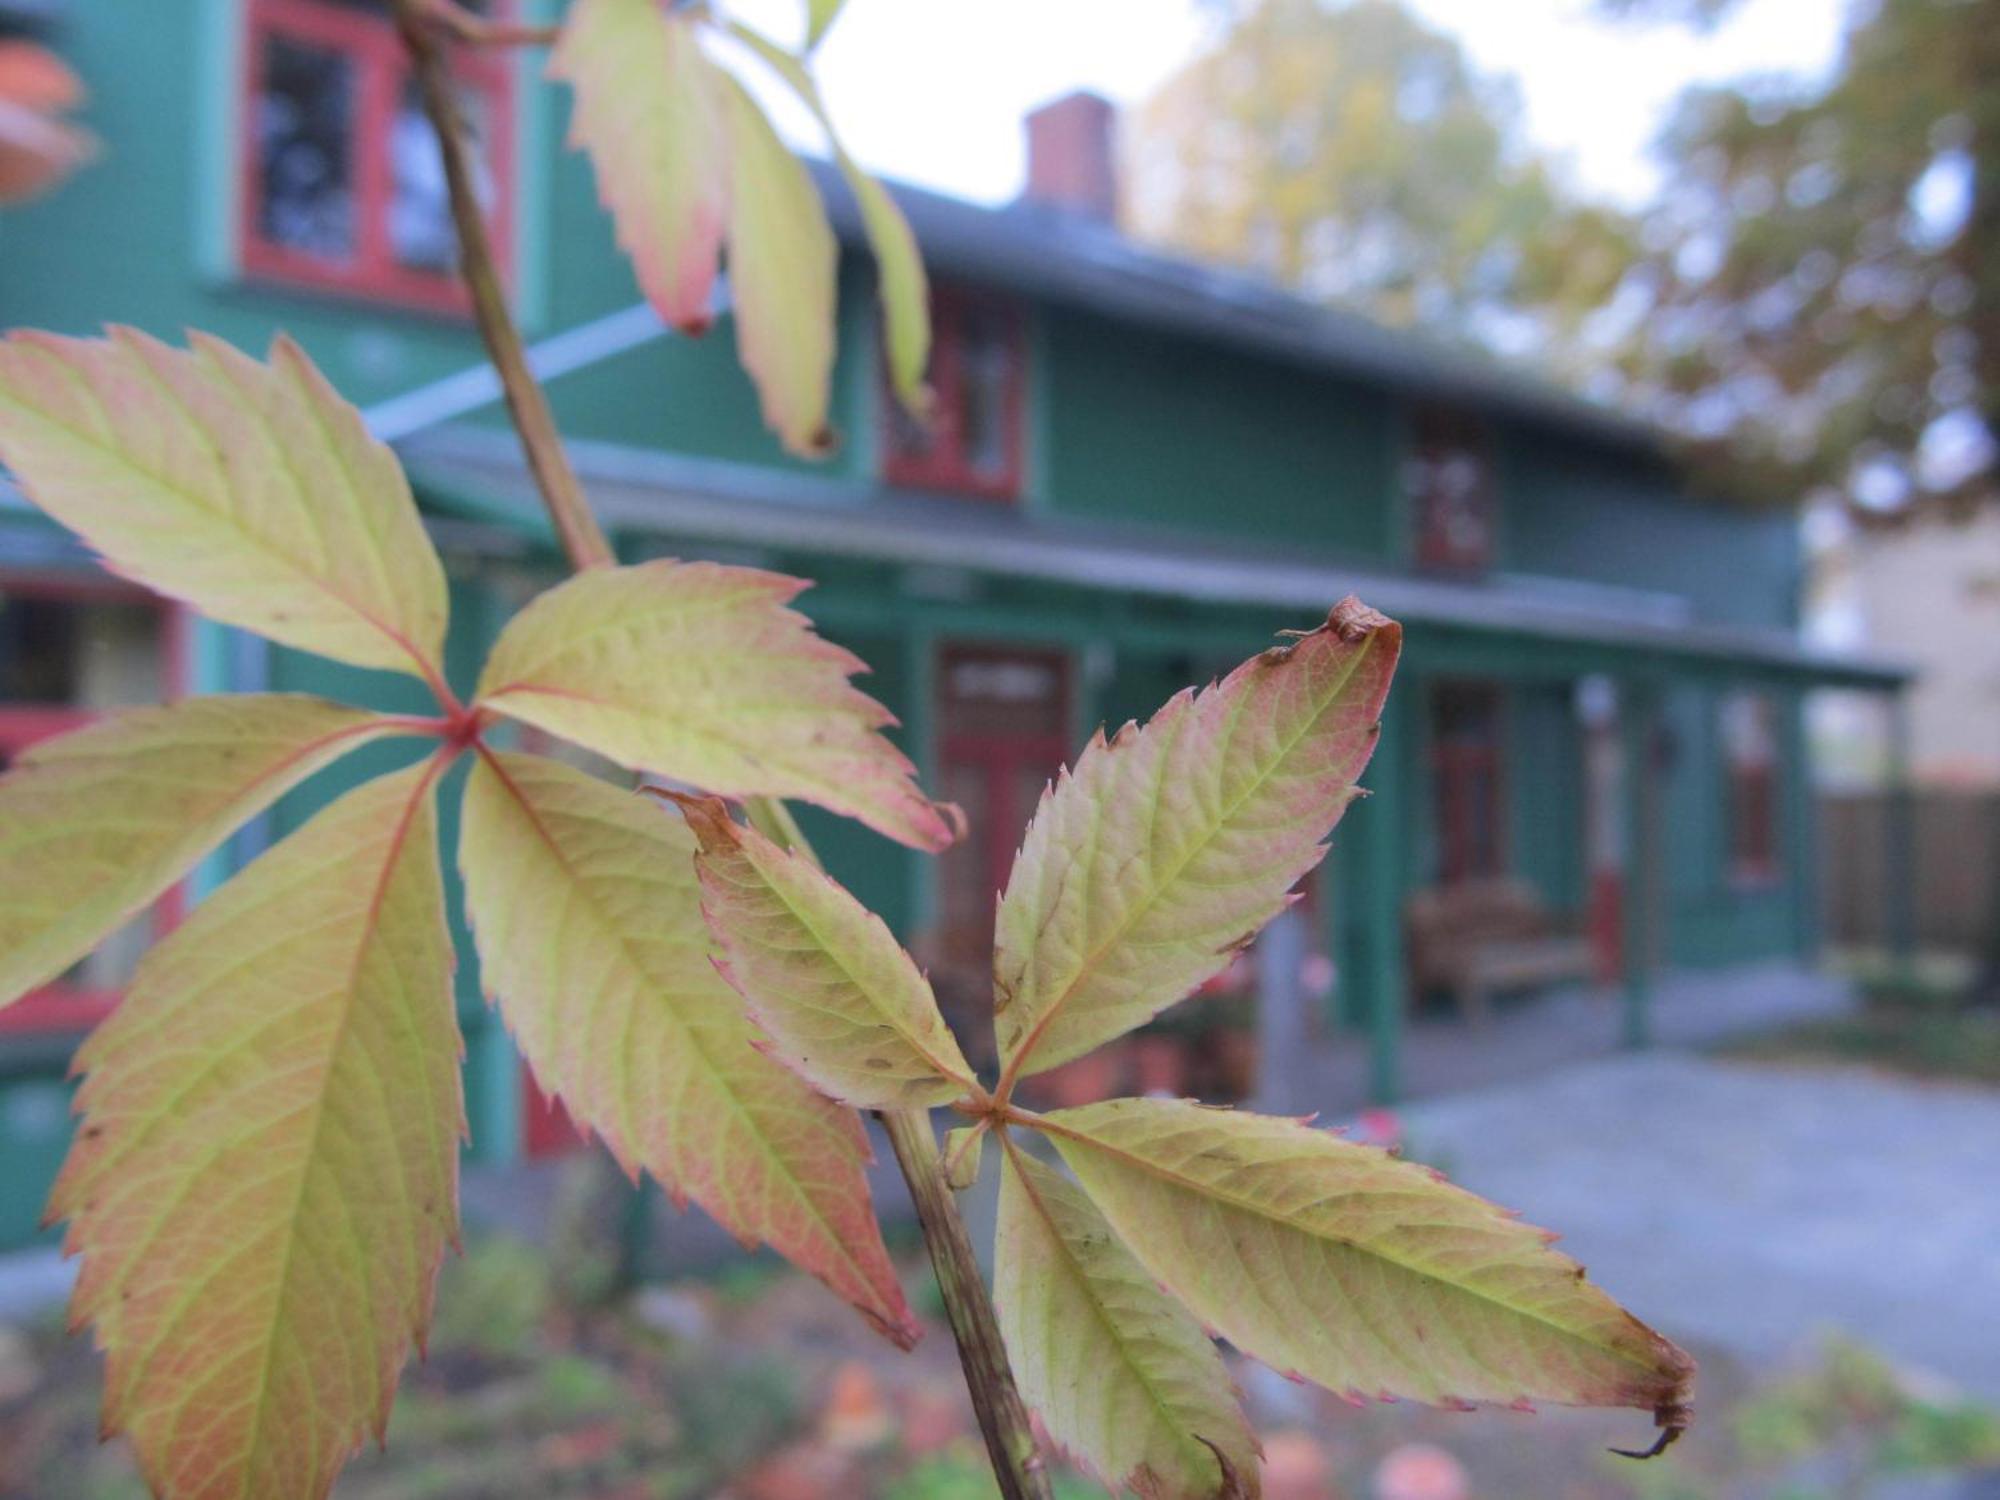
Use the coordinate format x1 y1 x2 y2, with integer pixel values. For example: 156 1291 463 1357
549 0 728 333
681 795 976 1111
473 560 958 851
717 70 838 456
0 330 450 682
996 600 1400 1079
51 763 463 1500
1041 1098 1696 1431
458 751 919 1347
0 41 93 203
996 1144 1261 1499
0 694 407 1010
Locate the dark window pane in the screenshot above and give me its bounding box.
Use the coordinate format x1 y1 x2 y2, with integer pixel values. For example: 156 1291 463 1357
0 595 162 707
958 305 1011 477
257 35 356 261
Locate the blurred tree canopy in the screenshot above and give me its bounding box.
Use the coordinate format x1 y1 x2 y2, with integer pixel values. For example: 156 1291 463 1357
1605 0 1997 517
1129 0 1635 373
1136 0 1999 519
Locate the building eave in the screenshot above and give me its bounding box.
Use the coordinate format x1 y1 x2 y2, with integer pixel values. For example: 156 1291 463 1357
395 426 1911 691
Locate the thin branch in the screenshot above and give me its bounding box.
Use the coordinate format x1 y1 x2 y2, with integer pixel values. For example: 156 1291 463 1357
421 0 561 49
392 0 611 572
392 9 1052 1497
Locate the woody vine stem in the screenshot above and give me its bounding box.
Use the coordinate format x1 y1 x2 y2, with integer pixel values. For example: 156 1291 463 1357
389 5 1052 1496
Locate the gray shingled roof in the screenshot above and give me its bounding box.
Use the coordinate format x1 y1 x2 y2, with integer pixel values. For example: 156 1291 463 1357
813 164 1664 457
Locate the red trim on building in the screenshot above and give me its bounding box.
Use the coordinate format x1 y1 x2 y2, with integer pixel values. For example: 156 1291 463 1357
239 0 516 313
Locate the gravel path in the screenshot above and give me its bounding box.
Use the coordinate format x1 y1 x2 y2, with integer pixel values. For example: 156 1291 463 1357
1398 1052 2000 1400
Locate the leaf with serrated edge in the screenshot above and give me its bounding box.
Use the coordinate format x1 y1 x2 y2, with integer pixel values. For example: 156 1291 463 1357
550 0 727 333
996 598 1400 1079
996 1144 1261 1499
1040 1097 1695 1430
0 329 450 681
0 694 406 1009
726 20 930 411
458 751 919 1347
681 795 974 1110
474 560 957 851
49 762 462 1500
717 70 838 456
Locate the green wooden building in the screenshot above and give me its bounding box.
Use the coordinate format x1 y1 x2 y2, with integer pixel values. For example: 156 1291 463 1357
0 1 1906 1245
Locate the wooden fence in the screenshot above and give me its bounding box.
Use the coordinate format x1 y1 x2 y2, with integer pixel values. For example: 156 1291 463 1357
1821 789 1999 954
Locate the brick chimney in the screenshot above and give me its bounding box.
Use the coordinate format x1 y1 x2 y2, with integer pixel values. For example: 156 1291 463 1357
1023 91 1118 223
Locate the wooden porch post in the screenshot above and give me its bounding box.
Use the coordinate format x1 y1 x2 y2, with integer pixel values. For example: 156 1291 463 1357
1783 688 1822 966
903 625 940 940
1885 690 1918 975
1620 683 1659 1049
1348 687 1410 1103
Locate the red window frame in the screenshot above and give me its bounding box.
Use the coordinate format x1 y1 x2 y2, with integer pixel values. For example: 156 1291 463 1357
1409 405 1497 574
881 287 1027 502
1430 681 1507 886
239 0 516 313
1722 692 1782 885
0 574 189 1037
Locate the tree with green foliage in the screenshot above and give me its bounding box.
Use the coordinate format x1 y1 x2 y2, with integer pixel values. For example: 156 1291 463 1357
1130 0 1636 372
1601 0 1998 516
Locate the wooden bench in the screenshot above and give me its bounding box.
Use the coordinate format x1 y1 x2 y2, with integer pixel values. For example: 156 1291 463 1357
1406 879 1594 1027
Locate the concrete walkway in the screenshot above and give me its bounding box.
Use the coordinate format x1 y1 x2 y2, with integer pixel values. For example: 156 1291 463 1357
1294 960 1855 1114
1397 1051 2000 1400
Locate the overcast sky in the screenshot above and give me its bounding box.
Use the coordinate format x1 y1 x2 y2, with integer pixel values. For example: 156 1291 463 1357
722 0 1851 210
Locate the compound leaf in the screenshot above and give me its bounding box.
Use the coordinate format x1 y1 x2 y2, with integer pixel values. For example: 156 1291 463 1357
0 694 406 1010
681 795 975 1110
717 70 838 456
458 751 919 1347
474 559 958 851
996 1144 1260 1499
1041 1097 1695 1432
550 0 728 333
50 762 462 1500
996 599 1400 1079
0 329 450 682
727 20 930 410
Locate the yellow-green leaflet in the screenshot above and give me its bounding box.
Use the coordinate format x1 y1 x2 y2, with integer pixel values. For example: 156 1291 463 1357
996 600 1401 1079
457 752 920 1348
726 19 931 410
50 763 462 1500
1042 1098 1696 1426
682 795 975 1110
550 0 728 333
473 560 959 850
805 0 846 49
996 1146 1260 1500
0 329 450 681
0 694 404 1009
717 69 838 456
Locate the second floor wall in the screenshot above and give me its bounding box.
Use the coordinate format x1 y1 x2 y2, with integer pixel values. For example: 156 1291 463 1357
0 0 1803 635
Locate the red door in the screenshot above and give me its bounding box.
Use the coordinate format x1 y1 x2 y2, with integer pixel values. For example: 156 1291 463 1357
932 645 1071 981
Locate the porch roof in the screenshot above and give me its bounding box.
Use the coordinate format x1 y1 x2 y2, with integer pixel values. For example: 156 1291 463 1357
397 424 1910 692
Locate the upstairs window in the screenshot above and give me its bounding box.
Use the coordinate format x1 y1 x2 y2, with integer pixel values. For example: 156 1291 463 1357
1408 406 1496 574
882 287 1026 501
1721 691 1781 883
241 0 514 310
